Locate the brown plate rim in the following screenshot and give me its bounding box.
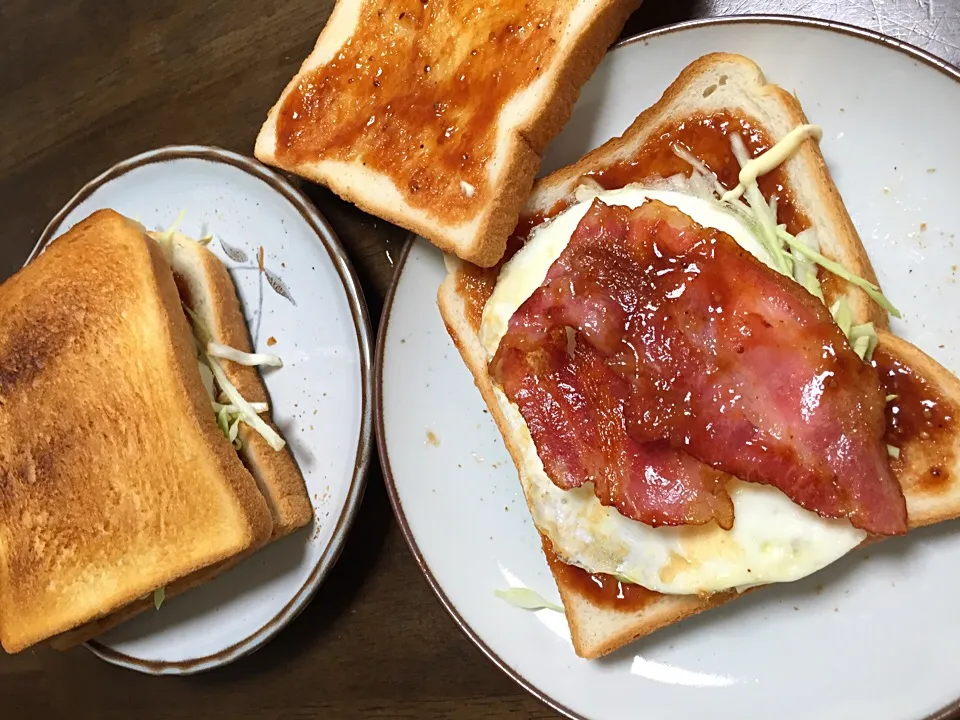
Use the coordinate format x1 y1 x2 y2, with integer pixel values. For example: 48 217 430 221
374 14 960 720
32 144 374 675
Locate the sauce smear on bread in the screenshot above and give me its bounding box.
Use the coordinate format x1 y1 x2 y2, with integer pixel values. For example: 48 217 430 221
589 113 809 237
875 348 958 495
544 540 660 611
513 112 809 243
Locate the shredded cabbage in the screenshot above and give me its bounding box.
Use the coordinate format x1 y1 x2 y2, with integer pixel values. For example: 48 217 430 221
792 229 826 302
671 143 728 197
827 299 879 360
217 405 230 436
776 228 900 317
168 209 186 235
147 210 187 265
207 342 282 368
176 247 286 452
154 587 165 611
213 401 269 414
830 299 855 338
671 130 901 363
849 322 879 362
207 356 285 451
730 134 792 275
494 588 563 612
198 360 216 399
722 125 823 202
153 233 174 265
228 415 241 444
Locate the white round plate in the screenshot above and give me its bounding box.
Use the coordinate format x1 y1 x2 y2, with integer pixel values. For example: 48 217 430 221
377 17 960 720
35 146 373 674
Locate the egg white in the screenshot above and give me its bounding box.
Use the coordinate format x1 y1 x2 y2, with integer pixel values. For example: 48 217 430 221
480 184 866 595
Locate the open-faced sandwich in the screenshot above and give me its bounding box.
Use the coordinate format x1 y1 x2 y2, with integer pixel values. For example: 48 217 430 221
439 53 960 658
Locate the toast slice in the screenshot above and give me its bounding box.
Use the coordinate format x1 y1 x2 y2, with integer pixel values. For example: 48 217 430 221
254 0 640 267
0 210 274 653
438 53 960 658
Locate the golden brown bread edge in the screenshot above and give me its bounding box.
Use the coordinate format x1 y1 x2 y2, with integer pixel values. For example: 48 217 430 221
48 557 241 650
437 53 960 658
254 0 641 268
46 227 313 651
0 210 274 653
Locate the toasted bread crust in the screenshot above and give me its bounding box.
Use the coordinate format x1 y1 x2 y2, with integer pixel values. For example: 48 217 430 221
171 239 312 539
254 0 640 267
438 53 960 661
0 211 272 653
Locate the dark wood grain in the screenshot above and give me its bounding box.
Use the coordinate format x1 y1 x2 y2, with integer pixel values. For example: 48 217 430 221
1 2 958 718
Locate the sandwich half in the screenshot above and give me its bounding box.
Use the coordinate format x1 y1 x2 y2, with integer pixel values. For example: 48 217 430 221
0 210 311 653
439 53 960 658
254 0 641 267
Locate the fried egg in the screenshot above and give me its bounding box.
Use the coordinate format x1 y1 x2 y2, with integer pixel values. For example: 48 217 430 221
480 184 865 595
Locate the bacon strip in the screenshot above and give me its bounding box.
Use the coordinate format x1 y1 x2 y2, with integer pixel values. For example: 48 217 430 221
493 328 735 528
493 199 907 535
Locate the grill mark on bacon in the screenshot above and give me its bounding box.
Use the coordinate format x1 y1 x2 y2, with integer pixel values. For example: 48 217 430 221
492 199 907 536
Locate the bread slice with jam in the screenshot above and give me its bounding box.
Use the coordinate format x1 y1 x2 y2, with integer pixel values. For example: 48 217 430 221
255 0 641 267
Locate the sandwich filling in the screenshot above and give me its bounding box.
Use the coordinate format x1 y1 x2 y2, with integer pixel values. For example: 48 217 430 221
149 229 286 452
479 130 906 595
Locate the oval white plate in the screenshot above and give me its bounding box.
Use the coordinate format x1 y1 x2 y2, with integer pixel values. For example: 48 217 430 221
35 146 373 674
377 17 960 720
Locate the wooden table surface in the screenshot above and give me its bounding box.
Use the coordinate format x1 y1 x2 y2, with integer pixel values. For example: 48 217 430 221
2 1 959 718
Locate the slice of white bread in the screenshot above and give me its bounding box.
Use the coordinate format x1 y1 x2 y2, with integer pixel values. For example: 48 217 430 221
47 232 315 651
0 211 274 653
254 0 640 268
438 53 960 659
